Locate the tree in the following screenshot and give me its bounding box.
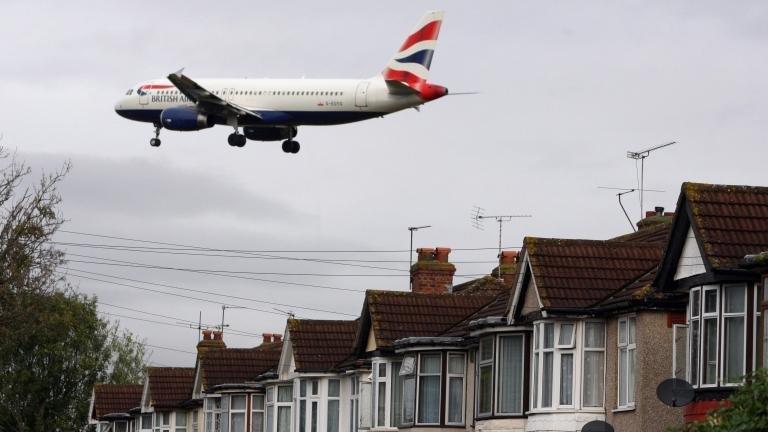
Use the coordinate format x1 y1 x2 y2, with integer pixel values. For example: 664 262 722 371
0 148 147 431
672 368 768 432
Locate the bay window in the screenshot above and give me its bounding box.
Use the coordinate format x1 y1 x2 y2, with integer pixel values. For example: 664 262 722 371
617 316 636 408
476 333 525 418
231 395 247 432
417 353 441 424
252 395 265 432
688 284 750 388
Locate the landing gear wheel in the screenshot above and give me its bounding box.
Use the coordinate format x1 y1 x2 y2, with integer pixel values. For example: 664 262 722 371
282 140 300 154
228 133 246 147
150 138 161 147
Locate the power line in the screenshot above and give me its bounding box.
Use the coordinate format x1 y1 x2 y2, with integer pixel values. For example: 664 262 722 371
98 301 263 338
100 312 247 347
57 230 522 253
65 267 358 317
65 253 366 293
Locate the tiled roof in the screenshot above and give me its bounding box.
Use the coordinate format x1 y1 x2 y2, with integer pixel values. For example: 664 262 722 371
683 182 768 270
442 289 511 337
610 217 672 243
364 290 496 348
93 383 143 419
287 319 358 372
147 367 195 409
523 237 664 309
201 342 282 389
597 267 658 307
451 275 508 297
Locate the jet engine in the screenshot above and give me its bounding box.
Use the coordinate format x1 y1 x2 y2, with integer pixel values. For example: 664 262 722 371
160 107 214 131
243 126 297 142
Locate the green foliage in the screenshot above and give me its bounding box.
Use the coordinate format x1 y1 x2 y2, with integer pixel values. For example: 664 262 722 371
670 369 768 432
0 150 147 431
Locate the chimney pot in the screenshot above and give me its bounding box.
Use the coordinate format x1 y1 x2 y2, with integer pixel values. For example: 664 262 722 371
416 248 436 262
434 247 451 263
273 334 283 343
202 329 213 340
655 206 664 216
212 331 223 341
499 250 518 265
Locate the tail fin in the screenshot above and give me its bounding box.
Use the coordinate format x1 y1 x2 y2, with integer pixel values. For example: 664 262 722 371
383 11 444 92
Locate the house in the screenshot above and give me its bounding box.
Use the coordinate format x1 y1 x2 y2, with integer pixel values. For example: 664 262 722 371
139 367 197 432
654 182 768 422
89 383 144 431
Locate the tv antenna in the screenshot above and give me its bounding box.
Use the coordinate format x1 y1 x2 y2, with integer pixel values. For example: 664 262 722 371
597 187 665 232
472 209 532 280
220 305 246 334
626 141 676 220
273 307 295 319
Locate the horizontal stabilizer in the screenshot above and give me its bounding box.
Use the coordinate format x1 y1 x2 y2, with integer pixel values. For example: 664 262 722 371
385 79 420 95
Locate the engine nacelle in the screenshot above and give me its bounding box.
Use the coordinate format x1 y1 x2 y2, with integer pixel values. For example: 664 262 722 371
160 107 214 131
243 126 296 142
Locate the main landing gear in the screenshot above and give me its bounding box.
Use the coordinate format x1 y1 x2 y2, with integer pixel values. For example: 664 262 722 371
282 140 300 154
227 131 246 147
150 125 162 147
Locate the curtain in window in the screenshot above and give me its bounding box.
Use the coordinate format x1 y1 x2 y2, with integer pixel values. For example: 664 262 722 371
391 363 403 426
252 412 264 432
448 377 463 423
703 318 718 384
418 354 441 424
498 336 523 414
327 400 339 432
725 317 745 382
559 353 573 405
277 407 291 432
231 414 245 432
583 351 604 406
266 407 274 432
619 349 627 406
403 377 415 424
542 352 553 407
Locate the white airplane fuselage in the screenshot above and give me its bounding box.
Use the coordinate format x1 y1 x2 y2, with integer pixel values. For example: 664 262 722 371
114 76 437 127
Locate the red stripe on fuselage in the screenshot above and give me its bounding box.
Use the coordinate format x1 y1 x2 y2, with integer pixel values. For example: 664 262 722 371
140 84 174 90
399 20 442 52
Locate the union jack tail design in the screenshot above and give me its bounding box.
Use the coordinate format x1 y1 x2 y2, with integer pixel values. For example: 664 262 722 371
383 11 444 93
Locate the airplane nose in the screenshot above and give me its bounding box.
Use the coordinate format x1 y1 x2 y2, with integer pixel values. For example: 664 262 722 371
114 100 127 118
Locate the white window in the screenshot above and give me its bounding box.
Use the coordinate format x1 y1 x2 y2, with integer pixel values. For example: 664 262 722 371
446 353 465 425
477 336 494 417
230 395 247 432
298 380 307 432
390 362 403 426
155 412 170 432
688 284 749 387
328 379 340 432
532 322 555 408
496 334 524 415
348 376 359 432
583 321 605 407
416 353 441 424
205 397 222 432
174 412 186 432
558 322 575 407
252 394 265 432
618 316 636 408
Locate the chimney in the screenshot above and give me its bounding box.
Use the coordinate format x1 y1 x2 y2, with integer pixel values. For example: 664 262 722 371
491 250 519 286
410 247 456 294
637 206 674 231
273 334 283 343
262 333 273 344
196 329 226 358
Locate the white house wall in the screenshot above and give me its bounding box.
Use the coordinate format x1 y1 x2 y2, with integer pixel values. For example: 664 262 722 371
674 226 706 280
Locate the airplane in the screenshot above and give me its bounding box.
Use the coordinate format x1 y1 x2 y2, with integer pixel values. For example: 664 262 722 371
114 11 449 154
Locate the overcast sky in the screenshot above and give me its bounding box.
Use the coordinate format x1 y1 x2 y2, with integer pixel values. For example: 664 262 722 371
1 0 767 366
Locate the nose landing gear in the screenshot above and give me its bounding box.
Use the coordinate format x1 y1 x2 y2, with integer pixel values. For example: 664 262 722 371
282 140 300 154
150 125 162 147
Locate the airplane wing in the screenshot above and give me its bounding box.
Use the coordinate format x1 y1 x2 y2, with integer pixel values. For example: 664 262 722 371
166 69 263 123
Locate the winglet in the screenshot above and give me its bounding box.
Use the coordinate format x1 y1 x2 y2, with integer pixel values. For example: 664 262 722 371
171 67 185 78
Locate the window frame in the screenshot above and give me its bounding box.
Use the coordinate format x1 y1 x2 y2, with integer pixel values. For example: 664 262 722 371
445 352 466 426
349 376 359 432
617 315 637 409
230 394 248 432
476 336 494 417
327 378 341 432
495 333 525 416
721 284 747 386
582 321 606 408
415 352 442 426
252 394 265 432
173 411 186 432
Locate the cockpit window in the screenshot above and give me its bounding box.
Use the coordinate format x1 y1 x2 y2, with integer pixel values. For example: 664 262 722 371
126 89 134 96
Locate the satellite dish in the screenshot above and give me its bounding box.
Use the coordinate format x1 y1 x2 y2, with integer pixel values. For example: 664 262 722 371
656 378 695 407
582 420 614 432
